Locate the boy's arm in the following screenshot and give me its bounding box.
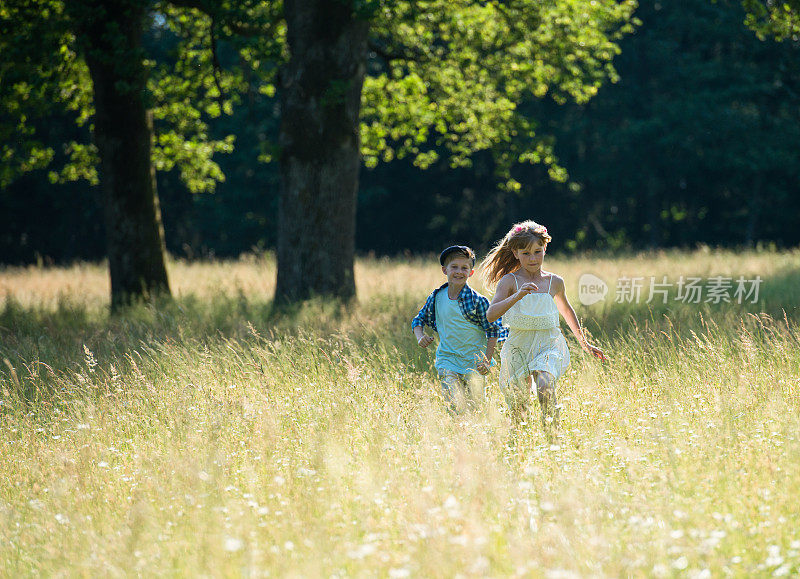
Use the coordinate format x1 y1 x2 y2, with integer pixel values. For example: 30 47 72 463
414 325 434 348
412 291 437 348
476 336 498 375
474 291 502 374
485 336 497 360
475 292 508 342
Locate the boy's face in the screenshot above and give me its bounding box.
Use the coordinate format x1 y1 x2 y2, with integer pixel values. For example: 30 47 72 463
442 256 474 286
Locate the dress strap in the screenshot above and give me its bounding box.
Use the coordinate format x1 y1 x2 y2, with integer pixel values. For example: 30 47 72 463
511 273 520 290
547 274 553 294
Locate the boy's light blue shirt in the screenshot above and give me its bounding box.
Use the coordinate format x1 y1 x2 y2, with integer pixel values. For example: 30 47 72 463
434 290 493 374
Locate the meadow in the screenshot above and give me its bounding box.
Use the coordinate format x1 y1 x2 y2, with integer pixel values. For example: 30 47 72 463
1 248 799 577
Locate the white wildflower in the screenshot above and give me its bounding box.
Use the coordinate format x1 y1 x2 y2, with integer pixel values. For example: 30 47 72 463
672 557 689 570
347 543 376 559
766 555 785 567
766 545 784 567
651 564 668 577
773 565 792 577
444 495 460 516
545 569 580 578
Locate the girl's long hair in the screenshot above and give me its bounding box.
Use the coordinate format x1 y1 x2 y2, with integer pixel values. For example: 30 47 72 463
480 220 552 287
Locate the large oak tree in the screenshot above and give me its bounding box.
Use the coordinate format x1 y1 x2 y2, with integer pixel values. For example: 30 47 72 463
1 0 235 309
224 0 637 302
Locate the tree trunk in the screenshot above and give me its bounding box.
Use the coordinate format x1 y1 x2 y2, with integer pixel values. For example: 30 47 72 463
79 0 170 310
275 0 369 303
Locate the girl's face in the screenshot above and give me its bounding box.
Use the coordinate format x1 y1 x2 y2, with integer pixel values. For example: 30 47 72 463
512 240 546 272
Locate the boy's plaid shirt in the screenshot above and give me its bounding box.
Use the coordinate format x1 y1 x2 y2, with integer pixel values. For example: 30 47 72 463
411 283 508 341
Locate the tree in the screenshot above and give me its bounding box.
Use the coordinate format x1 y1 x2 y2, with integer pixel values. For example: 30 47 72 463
273 0 637 302
69 0 172 307
1 0 234 309
275 0 368 301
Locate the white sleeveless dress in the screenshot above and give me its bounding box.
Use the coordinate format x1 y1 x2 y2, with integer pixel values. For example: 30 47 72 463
499 273 570 391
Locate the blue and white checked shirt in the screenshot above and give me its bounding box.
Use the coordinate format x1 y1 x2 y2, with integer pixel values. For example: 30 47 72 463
412 283 508 341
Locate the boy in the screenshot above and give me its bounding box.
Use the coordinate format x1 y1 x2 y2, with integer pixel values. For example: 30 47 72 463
412 245 508 413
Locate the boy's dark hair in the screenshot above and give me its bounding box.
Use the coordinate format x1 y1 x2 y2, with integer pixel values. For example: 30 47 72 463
439 245 476 267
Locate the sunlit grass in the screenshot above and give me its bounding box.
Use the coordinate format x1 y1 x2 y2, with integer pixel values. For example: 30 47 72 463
1 248 800 576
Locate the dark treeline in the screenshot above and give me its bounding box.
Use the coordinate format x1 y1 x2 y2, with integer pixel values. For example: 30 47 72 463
2 0 799 265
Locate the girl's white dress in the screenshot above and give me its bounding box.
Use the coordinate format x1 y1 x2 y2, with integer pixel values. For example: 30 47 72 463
499 273 570 391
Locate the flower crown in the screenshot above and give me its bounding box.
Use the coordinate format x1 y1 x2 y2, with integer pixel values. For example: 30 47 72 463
513 224 547 236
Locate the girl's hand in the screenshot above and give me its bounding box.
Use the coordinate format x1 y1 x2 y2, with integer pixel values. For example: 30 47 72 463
516 282 538 299
583 343 607 362
417 334 435 348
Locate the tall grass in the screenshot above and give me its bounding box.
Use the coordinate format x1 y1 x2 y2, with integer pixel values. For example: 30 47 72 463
1 249 799 576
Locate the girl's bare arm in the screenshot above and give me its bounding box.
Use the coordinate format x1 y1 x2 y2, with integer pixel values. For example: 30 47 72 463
552 276 605 359
486 275 537 322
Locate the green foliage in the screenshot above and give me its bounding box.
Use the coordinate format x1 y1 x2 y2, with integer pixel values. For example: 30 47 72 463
0 0 93 187
743 0 800 40
362 0 638 188
11 0 800 265
3 0 635 192
146 4 270 193
0 0 262 193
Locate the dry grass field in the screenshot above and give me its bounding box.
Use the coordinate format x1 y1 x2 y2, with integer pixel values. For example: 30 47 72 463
1 248 799 576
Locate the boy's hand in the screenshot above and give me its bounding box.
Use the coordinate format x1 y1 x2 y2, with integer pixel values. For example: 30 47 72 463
476 358 490 375
417 334 434 348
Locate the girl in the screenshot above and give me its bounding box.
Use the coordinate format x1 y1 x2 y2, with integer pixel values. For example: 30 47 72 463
482 220 604 427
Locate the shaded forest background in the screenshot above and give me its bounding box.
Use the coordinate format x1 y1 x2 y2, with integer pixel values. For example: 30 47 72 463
2 0 799 265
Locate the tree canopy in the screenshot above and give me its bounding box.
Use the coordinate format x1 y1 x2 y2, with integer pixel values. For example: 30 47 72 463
2 0 637 193
0 0 237 192
743 0 800 40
